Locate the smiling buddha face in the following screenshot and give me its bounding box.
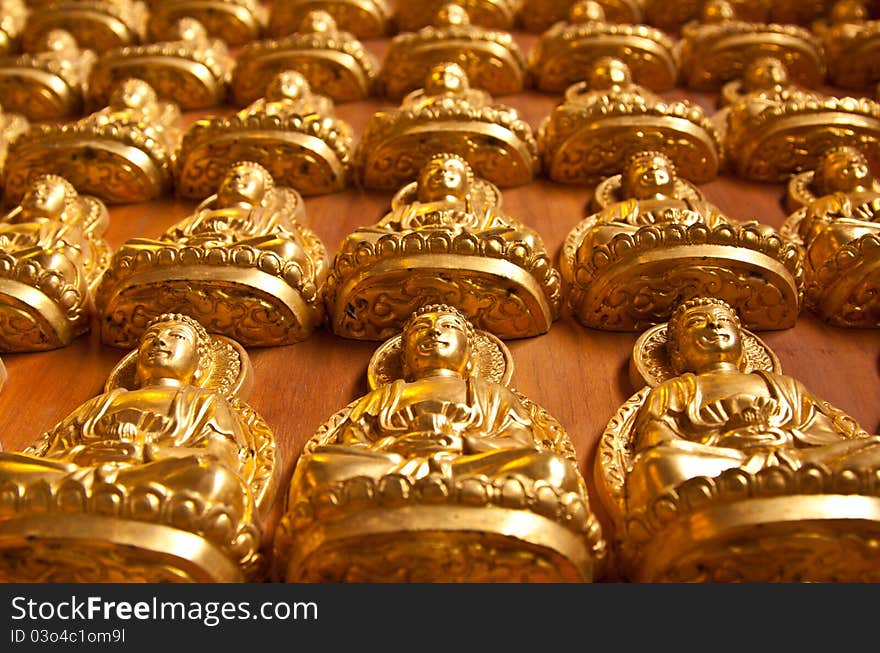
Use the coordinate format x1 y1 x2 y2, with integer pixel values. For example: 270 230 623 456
666 297 744 374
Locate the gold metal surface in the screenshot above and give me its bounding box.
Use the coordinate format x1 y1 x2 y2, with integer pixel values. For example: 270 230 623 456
0 101 28 186
0 29 95 121
561 151 803 331
519 0 643 33
21 0 148 54
274 304 605 582
327 153 559 340
97 160 328 348
147 0 267 47
528 1 677 93
716 57 880 182
782 146 880 327
596 297 880 581
394 0 520 31
177 70 354 198
4 78 181 204
0 174 110 351
676 0 825 91
817 0 880 90
641 0 827 34
268 0 391 40
231 10 378 105
0 313 278 581
538 57 722 185
356 62 538 190
86 17 233 111
0 0 28 56
379 4 526 99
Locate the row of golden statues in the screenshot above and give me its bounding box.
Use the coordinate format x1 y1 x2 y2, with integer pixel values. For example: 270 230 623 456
2 0 880 583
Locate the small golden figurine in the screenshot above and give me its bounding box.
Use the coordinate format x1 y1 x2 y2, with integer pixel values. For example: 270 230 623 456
231 10 379 105
86 17 233 111
97 161 328 348
274 304 605 582
781 147 880 327
21 0 148 54
676 0 825 91
816 0 880 89
561 150 804 331
597 296 880 581
379 4 527 99
538 57 722 185
0 29 96 121
0 0 28 56
528 1 678 93
147 0 267 47
268 0 391 40
784 143 880 213
715 57 880 183
5 78 180 204
177 70 354 198
0 312 279 582
327 153 559 340
356 62 539 190
394 0 519 31
0 174 110 351
519 0 644 33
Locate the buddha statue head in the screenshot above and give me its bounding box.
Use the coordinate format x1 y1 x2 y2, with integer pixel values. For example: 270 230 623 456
42 28 77 53
216 160 274 210
299 9 339 35
588 56 632 91
416 153 474 204
264 70 311 104
15 173 77 221
666 297 744 374
741 56 790 93
569 0 606 23
176 16 209 43
401 304 476 380
435 3 471 27
135 312 211 387
830 0 868 24
423 61 470 97
813 145 873 195
701 0 736 24
109 78 158 112
621 151 678 201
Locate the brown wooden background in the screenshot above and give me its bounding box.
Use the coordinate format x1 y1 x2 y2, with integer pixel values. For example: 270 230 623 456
1 16 879 578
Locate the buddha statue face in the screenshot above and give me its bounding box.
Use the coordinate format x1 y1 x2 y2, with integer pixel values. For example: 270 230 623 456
436 3 470 26
402 307 473 379
266 70 310 102
815 147 873 194
43 29 76 53
622 152 678 201
668 299 744 374
300 9 338 34
701 0 736 23
424 62 470 96
588 57 632 90
417 154 472 203
570 1 605 23
110 79 157 111
742 57 790 92
217 162 272 208
136 318 202 386
831 0 868 24
176 17 207 43
19 175 72 219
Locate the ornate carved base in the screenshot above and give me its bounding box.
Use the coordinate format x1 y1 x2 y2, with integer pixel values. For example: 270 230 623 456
0 278 84 352
149 2 265 47
0 67 82 120
268 1 391 40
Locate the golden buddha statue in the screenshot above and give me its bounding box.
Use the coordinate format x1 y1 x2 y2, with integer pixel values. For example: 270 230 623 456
715 57 880 182
519 0 644 33
0 29 96 120
676 0 825 91
816 0 880 89
538 57 722 185
394 0 519 31
231 10 379 105
327 152 559 340
561 150 803 331
0 312 279 582
86 17 233 111
0 0 27 56
177 70 353 198
356 62 539 190
21 0 148 54
4 78 181 204
147 0 267 47
784 143 880 213
780 146 880 327
597 296 880 581
274 303 605 582
528 1 678 93
379 4 527 99
268 0 391 40
0 173 110 351
97 160 328 348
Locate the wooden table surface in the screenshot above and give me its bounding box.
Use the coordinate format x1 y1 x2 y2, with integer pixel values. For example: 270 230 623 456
1 25 879 575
